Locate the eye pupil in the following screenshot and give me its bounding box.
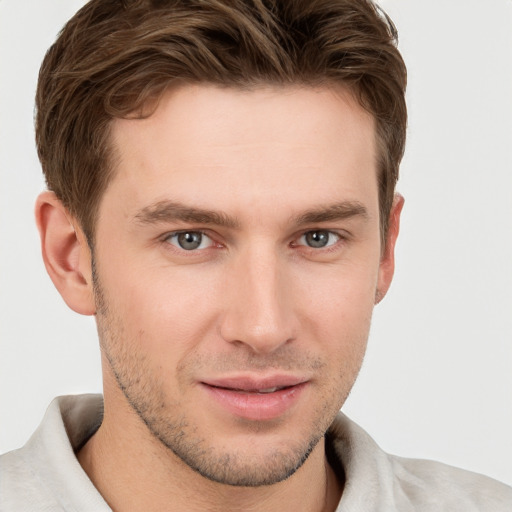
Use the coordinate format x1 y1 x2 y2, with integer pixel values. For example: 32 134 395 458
177 232 202 250
305 231 329 248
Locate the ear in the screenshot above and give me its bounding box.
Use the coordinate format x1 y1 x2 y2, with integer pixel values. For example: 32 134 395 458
375 194 404 304
35 191 96 315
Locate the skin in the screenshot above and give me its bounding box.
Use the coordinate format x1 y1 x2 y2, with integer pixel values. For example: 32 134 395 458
36 84 403 512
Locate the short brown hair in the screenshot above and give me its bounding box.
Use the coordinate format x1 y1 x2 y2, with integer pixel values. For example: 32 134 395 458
36 0 407 243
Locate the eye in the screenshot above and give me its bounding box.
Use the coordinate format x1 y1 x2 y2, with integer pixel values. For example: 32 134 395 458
165 231 213 251
297 230 340 249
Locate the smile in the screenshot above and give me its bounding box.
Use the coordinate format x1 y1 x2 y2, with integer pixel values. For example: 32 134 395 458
210 385 289 394
200 376 308 421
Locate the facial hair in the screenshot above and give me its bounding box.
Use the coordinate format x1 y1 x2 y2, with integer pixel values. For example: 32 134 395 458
92 258 364 487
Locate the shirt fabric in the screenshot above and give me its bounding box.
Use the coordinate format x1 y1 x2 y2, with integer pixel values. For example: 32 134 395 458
1 394 511 511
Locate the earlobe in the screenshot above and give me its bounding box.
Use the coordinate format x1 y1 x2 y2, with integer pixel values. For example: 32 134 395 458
375 193 404 304
35 191 96 315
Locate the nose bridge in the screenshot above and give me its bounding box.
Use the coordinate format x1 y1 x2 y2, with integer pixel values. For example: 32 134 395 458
220 241 294 353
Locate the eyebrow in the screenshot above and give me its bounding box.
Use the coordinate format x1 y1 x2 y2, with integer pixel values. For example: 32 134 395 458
133 199 368 229
292 201 369 225
134 201 240 229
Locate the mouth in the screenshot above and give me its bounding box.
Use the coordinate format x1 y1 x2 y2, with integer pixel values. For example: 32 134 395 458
200 376 308 421
207 384 293 394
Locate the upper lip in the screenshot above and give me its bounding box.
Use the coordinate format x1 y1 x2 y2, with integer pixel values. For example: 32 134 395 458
201 374 308 392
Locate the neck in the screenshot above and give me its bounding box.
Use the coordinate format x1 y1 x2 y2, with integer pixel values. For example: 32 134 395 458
77 392 342 512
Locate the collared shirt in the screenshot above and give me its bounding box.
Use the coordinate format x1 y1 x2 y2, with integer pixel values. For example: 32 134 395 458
1 394 511 511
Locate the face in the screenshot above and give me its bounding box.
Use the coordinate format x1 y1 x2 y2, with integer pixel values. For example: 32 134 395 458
91 84 392 486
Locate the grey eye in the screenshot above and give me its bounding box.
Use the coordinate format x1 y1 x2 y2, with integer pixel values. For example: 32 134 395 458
305 231 329 248
178 232 202 250
300 230 340 249
167 231 212 251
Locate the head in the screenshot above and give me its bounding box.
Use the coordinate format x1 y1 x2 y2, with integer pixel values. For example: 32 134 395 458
36 0 406 247
35 0 406 489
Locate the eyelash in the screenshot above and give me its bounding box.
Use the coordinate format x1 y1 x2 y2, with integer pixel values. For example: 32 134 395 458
162 229 346 255
294 231 341 250
163 230 216 251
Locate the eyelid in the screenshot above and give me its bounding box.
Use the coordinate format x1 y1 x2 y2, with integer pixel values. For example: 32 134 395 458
163 229 215 251
159 228 347 254
292 229 347 250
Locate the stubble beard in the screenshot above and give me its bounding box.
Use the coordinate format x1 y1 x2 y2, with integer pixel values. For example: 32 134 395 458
92 262 363 487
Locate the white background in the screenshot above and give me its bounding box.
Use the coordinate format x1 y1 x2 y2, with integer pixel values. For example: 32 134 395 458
1 0 511 486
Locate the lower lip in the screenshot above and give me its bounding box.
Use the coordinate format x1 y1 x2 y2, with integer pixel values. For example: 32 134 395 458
201 383 307 421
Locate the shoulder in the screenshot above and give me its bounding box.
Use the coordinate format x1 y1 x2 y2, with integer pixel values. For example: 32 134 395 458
0 447 62 511
389 453 512 511
328 413 512 511
0 395 108 512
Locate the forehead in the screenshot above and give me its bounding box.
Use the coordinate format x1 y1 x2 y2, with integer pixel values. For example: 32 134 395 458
105 84 378 222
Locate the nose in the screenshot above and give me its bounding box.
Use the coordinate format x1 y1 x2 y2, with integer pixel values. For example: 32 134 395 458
219 246 296 354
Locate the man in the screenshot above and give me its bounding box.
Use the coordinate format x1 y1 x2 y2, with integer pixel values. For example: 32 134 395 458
1 0 511 510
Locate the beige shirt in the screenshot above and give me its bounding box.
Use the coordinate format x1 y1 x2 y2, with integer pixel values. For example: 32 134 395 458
1 394 511 511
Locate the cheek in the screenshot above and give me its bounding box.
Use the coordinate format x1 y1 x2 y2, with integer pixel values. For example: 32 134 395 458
295 258 378 367
298 258 379 327
100 260 223 354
